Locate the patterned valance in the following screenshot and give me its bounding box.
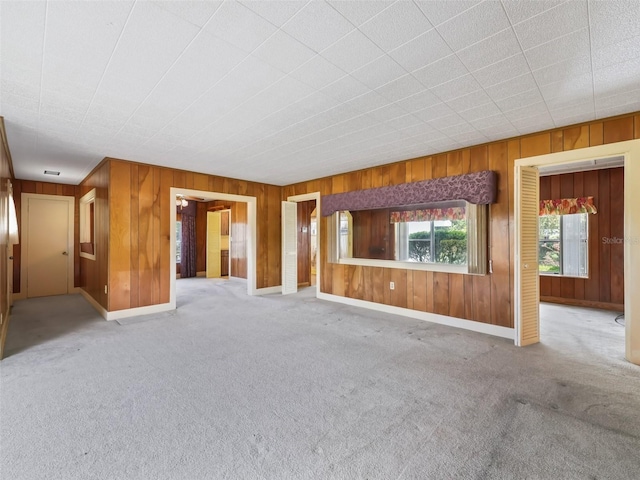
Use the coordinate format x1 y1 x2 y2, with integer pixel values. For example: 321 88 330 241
539 196 597 216
390 207 465 223
321 170 497 216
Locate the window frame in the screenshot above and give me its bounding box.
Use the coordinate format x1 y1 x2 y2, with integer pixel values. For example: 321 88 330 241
79 188 96 261
538 212 589 278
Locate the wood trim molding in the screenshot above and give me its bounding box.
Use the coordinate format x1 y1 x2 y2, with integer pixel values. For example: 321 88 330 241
0 117 15 179
540 296 623 312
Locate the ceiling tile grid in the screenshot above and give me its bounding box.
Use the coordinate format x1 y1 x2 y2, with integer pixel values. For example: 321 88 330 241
1 0 639 185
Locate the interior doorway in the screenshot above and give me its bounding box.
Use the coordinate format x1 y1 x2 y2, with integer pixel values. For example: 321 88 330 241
514 139 640 365
170 188 257 309
282 192 321 297
20 193 75 298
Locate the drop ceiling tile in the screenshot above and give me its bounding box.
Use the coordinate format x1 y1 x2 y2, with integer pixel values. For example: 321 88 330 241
415 0 481 26
320 29 384 72
504 101 550 122
532 54 591 86
592 34 640 71
513 0 588 51
412 54 468 88
590 0 640 50
395 89 441 113
203 1 277 52
437 0 510 51
413 102 455 123
495 88 544 112
596 101 640 120
101 2 200 100
0 1 46 70
459 102 502 122
502 0 566 25
595 88 640 111
431 74 483 102
385 114 424 130
538 72 593 104
252 30 316 74
485 73 538 101
153 1 222 27
549 102 594 123
1 77 40 102
524 28 589 72
375 74 425 102
593 57 640 96
328 1 394 26
2 92 40 113
282 1 354 53
457 28 522 72
397 122 435 138
426 113 466 130
470 112 512 130
366 103 408 122
288 54 346 90
240 0 308 27
320 75 371 103
344 90 390 114
446 90 492 112
350 55 406 90
387 28 452 72
359 1 433 52
473 53 530 89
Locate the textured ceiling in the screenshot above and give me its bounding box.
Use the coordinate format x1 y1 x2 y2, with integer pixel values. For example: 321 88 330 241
1 0 639 186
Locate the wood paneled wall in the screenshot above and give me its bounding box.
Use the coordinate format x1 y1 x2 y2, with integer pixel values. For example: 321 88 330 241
229 201 248 279
102 159 279 312
0 118 12 358
79 161 109 309
297 200 316 285
539 168 624 310
12 180 81 293
283 113 640 328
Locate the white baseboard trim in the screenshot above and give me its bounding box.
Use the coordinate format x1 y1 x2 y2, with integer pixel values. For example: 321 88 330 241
80 289 174 321
80 289 108 319
317 292 514 340
254 285 282 295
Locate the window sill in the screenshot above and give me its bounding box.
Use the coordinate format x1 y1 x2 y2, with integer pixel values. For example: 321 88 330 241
539 272 588 279
337 257 469 274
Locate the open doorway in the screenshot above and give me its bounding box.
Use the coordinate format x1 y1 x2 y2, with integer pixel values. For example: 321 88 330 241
170 188 258 309
282 192 321 297
514 139 640 365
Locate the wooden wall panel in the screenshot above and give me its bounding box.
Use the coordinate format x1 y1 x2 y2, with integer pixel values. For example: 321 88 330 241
283 112 637 327
539 167 624 310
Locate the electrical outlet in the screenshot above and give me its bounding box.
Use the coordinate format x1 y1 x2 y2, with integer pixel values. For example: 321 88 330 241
389 281 395 290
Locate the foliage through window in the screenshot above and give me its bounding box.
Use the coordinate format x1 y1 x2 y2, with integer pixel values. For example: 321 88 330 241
176 220 182 263
397 220 467 265
538 213 588 277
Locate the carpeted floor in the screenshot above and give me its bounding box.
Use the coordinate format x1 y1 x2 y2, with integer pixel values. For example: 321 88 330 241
1 278 638 479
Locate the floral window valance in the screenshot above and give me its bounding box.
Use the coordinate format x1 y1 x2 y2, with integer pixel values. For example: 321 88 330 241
390 207 466 223
539 196 597 216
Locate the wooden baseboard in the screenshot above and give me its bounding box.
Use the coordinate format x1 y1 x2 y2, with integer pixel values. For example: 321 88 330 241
540 296 624 312
0 307 12 360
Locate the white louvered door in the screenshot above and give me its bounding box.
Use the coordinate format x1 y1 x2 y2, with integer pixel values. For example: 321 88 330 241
282 201 298 295
515 166 540 346
206 211 221 278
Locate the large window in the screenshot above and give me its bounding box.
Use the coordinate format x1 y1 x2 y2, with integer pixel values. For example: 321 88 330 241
330 201 487 274
538 213 588 277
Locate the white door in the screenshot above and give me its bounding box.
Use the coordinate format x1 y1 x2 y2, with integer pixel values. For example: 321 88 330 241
206 211 221 278
25 196 72 298
282 201 297 295
515 166 540 346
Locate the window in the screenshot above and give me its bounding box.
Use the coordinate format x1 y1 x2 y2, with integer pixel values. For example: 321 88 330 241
538 213 588 277
329 201 487 274
176 220 182 263
396 219 467 265
79 188 96 260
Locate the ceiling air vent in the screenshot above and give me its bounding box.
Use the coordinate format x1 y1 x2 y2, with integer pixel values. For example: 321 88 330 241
44 170 61 176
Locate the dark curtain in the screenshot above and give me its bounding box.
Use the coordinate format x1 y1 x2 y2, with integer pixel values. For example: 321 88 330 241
180 201 197 278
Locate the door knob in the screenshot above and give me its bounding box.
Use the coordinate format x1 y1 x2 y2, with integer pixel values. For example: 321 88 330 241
62 251 68 256
523 263 529 269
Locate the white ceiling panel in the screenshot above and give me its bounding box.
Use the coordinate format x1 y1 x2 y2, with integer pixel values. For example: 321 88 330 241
319 29 384 73
328 1 394 26
1 0 639 186
240 0 308 27
436 0 511 51
359 1 433 51
282 0 354 52
387 28 452 72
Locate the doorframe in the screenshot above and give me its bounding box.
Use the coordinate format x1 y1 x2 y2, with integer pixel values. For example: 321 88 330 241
19 193 75 299
514 139 640 365
169 187 258 309
286 192 321 298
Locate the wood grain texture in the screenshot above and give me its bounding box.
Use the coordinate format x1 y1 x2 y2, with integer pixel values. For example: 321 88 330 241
538 167 624 307
284 113 636 326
